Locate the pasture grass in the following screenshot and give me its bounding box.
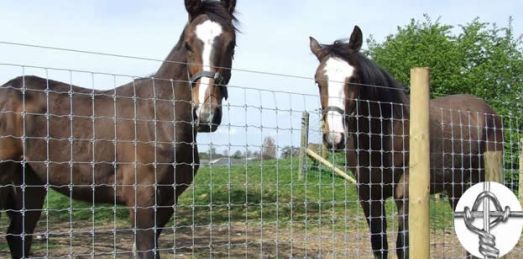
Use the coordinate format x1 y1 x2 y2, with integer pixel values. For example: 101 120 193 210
1 157 455 234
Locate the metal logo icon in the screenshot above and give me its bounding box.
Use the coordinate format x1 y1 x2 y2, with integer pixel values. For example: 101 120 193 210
454 182 523 258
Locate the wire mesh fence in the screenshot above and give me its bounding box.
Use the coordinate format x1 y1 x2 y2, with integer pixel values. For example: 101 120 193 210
0 42 522 258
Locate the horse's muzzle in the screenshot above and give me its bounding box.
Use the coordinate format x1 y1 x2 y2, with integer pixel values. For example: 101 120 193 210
323 132 345 151
195 105 222 132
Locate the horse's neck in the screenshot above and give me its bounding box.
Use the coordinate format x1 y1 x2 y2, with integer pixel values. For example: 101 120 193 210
151 44 193 100
353 98 408 133
155 45 188 82
353 101 381 133
128 43 191 119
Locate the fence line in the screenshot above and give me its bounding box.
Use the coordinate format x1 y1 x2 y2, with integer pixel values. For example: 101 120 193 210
0 54 521 257
2 40 522 114
0 41 414 93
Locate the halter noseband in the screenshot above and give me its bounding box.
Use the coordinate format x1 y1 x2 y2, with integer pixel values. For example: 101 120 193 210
189 70 224 86
188 69 229 100
322 106 346 117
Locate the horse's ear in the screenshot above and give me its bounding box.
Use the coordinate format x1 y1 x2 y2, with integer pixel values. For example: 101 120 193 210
221 0 236 15
309 36 323 60
185 0 202 18
348 26 363 52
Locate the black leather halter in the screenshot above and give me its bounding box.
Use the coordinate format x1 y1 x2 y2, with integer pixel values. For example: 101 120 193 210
189 70 223 86
322 106 346 117
188 70 229 100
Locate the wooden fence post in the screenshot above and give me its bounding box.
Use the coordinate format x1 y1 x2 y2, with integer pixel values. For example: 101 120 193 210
298 111 309 180
519 139 523 208
320 120 329 159
484 151 503 183
408 67 430 259
483 149 506 258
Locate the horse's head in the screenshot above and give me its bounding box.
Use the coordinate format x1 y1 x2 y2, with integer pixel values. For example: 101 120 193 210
184 0 237 132
310 26 363 150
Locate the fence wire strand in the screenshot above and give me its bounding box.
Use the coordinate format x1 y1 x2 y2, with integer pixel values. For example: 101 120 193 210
0 42 521 258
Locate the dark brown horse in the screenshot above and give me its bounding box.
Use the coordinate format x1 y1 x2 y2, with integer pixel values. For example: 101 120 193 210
0 0 237 258
310 26 503 258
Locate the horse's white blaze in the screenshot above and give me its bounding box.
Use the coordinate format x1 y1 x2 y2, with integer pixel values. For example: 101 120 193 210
195 20 223 107
323 57 355 144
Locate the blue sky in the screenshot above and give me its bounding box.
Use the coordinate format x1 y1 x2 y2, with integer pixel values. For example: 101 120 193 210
0 0 521 155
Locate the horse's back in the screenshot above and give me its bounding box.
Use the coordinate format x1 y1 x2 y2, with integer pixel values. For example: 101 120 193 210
0 76 124 185
0 76 180 183
431 94 497 115
428 94 502 186
430 94 502 151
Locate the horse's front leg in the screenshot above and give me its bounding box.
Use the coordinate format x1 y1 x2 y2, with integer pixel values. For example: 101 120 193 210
118 160 160 259
126 166 189 258
358 183 389 259
5 166 46 259
153 183 178 254
125 181 160 259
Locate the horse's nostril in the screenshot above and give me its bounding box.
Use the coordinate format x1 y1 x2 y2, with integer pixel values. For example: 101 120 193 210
337 134 346 150
197 106 216 124
323 133 345 151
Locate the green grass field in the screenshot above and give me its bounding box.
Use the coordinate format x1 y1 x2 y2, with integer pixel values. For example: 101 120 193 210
5 157 453 232
4 157 523 258
0 157 468 256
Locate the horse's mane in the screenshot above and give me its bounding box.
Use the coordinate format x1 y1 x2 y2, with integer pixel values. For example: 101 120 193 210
322 40 409 118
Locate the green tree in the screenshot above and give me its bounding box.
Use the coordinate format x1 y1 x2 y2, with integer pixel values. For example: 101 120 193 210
232 150 243 159
262 136 277 160
367 15 523 189
367 15 523 116
367 15 462 96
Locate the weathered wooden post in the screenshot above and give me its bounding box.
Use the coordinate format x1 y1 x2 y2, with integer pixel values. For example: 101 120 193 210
320 120 329 159
298 111 309 180
484 151 503 183
408 67 430 259
479 140 506 259
483 148 507 257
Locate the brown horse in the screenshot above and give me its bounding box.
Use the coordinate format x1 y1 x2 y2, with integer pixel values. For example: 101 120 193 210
310 26 503 258
0 0 237 258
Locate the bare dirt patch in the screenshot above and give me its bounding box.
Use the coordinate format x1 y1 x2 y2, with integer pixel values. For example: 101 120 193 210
1 221 521 258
